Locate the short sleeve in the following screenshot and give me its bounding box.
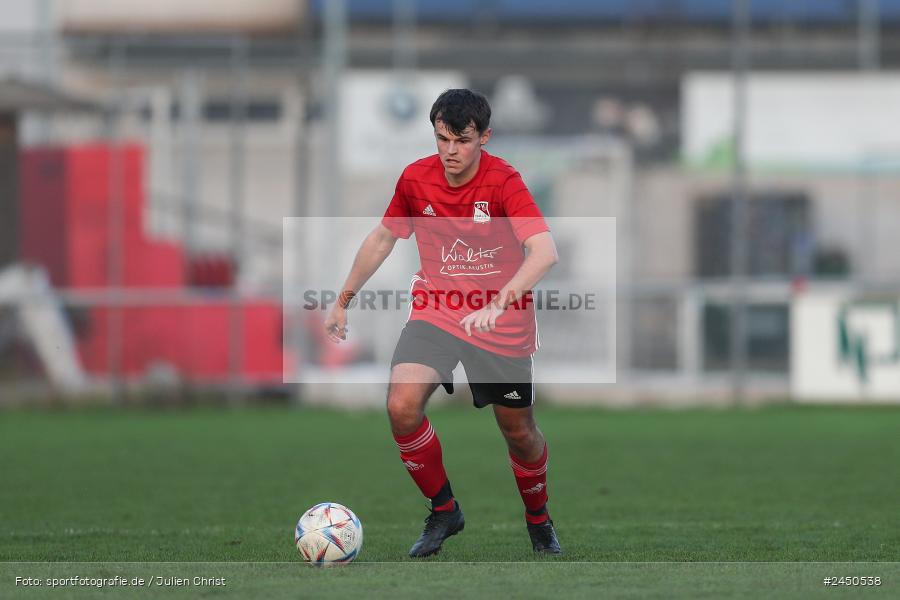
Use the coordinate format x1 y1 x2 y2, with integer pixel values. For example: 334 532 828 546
381 177 413 239
502 172 550 244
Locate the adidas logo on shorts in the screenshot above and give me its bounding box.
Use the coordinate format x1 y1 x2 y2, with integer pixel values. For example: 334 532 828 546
503 390 522 400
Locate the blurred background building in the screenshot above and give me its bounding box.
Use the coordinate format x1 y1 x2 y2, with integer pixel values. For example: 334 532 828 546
2 0 899 405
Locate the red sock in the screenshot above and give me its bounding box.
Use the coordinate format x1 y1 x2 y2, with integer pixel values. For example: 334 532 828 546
509 444 550 524
394 416 454 511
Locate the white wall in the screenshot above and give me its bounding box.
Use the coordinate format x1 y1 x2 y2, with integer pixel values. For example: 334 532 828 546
0 2 38 31
683 72 900 171
59 0 303 33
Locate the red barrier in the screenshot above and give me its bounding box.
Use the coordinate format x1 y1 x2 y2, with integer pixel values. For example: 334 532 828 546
77 303 284 382
20 144 144 287
19 142 285 384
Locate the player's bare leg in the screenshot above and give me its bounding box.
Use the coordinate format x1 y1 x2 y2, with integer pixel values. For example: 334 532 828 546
388 363 464 557
386 363 439 436
493 404 561 554
493 404 545 461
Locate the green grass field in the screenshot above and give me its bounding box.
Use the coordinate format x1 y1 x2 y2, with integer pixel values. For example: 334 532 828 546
2 404 899 598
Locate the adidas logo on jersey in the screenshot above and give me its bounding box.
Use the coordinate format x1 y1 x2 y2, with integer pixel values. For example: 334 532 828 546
503 390 522 400
403 460 424 471
423 204 436 216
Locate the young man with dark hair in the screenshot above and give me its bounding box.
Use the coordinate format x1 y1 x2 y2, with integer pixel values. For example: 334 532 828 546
324 88 561 557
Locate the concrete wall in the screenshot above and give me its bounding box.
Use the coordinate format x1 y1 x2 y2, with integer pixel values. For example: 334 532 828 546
588 166 900 282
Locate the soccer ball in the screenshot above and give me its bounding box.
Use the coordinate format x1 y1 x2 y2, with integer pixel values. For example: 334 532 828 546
294 502 363 566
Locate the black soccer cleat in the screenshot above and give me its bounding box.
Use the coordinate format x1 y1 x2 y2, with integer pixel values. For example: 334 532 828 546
527 519 562 554
408 502 465 558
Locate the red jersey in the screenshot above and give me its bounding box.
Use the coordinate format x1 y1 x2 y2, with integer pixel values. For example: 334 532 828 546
381 150 549 357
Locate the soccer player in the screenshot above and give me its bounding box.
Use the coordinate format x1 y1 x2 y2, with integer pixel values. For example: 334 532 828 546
324 89 561 557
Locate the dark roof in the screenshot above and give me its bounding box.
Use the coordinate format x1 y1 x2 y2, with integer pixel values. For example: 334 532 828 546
0 77 104 114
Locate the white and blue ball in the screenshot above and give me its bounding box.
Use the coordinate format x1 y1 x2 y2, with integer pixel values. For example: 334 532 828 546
295 502 363 566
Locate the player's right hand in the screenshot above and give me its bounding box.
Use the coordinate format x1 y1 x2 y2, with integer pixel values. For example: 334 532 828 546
324 307 349 343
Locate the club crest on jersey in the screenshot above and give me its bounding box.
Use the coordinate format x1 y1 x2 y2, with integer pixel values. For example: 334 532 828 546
473 201 490 224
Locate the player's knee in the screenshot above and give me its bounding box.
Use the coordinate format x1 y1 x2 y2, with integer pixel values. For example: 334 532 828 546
499 423 537 450
388 408 421 437
386 388 423 434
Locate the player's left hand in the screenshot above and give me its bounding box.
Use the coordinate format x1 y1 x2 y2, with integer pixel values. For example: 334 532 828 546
459 301 505 336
